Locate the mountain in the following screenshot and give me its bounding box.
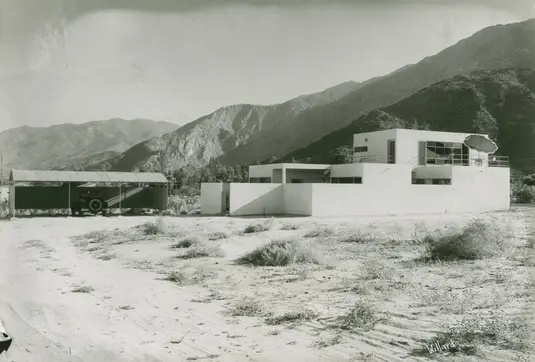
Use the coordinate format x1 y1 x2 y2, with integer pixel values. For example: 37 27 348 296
90 18 535 172
0 118 179 172
91 81 364 172
279 68 535 174
217 18 535 165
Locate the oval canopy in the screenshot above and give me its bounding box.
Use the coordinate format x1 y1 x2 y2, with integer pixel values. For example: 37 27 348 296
463 134 498 154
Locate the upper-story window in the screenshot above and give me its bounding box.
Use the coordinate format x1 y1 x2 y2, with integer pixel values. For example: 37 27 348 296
354 146 368 153
419 141 469 166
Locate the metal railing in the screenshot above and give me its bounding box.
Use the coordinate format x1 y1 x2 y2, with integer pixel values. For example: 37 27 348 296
352 155 395 164
351 154 510 168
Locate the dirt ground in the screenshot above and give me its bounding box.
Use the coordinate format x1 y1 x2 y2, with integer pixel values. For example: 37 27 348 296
0 208 534 362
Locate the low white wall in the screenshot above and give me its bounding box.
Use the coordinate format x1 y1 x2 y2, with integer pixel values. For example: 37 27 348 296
283 183 313 215
200 183 223 215
361 163 411 187
229 183 283 216
310 166 510 217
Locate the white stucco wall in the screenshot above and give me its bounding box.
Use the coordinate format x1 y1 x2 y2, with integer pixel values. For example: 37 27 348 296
229 183 283 215
310 166 509 217
249 164 279 179
360 163 411 187
353 129 397 163
396 129 489 167
200 183 224 215
283 183 313 215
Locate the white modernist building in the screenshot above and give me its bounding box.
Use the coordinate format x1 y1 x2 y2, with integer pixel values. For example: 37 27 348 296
201 129 510 217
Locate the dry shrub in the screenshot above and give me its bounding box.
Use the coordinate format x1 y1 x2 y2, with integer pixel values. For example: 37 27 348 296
171 237 201 249
423 220 507 261
0 199 9 219
281 223 299 230
167 194 200 215
140 218 167 235
335 301 382 331
176 243 225 259
411 311 531 356
227 298 265 317
236 239 321 266
304 227 337 238
265 309 317 325
71 285 94 293
360 260 392 280
338 230 375 243
164 267 213 285
207 231 229 240
244 218 273 234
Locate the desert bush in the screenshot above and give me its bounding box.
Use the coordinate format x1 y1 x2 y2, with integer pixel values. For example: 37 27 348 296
423 220 506 261
164 268 212 285
207 231 228 240
227 298 265 317
236 239 320 266
265 309 318 325
411 312 530 356
304 227 336 238
0 200 9 219
511 183 535 203
281 223 299 230
176 243 225 259
71 285 94 293
140 219 166 235
167 194 200 215
336 301 381 331
244 219 273 234
360 260 392 280
339 230 374 243
171 237 201 249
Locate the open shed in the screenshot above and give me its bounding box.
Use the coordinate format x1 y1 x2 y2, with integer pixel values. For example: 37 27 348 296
8 170 169 215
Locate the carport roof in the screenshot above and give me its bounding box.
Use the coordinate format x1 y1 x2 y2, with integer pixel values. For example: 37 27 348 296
10 170 168 184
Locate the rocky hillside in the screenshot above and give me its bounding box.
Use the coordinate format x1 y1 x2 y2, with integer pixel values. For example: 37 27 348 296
93 18 535 172
0 118 178 172
279 68 535 174
91 81 364 172
217 18 535 165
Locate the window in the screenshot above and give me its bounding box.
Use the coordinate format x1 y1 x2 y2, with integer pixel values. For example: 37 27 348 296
249 177 271 183
354 146 368 153
412 178 451 185
330 177 362 184
291 178 303 183
420 141 469 166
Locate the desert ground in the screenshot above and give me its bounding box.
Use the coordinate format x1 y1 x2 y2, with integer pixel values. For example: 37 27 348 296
0 208 534 362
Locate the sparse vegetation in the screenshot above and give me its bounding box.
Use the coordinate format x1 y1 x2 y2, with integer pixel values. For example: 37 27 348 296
207 231 228 240
177 244 225 259
236 239 320 266
360 260 392 280
227 298 265 317
171 237 201 249
281 223 299 230
411 312 531 356
313 335 343 348
304 227 336 238
423 220 507 261
338 230 374 243
265 309 317 325
141 219 166 235
71 285 94 293
164 267 213 285
511 182 535 203
244 219 273 234
335 301 382 331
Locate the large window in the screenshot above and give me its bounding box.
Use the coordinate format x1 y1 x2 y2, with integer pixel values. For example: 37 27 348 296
354 146 368 153
419 141 469 166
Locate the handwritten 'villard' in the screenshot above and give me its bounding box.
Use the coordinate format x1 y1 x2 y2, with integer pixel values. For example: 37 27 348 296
426 339 456 354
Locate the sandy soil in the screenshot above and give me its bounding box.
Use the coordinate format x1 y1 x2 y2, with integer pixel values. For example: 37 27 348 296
0 209 534 362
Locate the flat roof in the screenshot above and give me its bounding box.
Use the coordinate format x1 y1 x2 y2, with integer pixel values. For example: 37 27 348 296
10 170 168 184
250 163 331 170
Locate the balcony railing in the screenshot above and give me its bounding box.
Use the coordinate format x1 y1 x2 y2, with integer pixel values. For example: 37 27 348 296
351 154 510 167
352 155 394 164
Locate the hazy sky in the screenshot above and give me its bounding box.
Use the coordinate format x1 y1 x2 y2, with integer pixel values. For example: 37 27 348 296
0 0 533 131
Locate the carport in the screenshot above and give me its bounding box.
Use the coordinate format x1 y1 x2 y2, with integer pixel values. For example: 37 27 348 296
8 170 169 216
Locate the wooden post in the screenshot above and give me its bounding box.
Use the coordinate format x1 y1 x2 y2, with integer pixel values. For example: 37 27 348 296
68 182 71 216
119 184 122 215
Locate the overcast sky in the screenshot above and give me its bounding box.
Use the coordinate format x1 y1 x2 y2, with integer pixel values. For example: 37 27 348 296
0 0 533 131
